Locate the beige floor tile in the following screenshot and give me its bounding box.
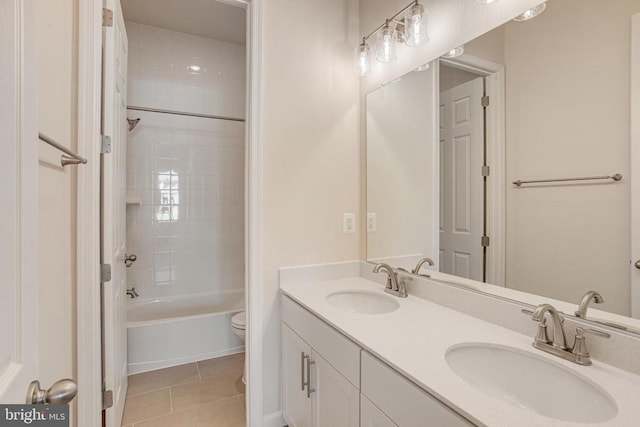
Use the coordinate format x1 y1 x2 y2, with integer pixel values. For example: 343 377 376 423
121 388 171 425
198 353 244 380
134 397 246 427
128 363 200 396
171 372 245 412
237 394 245 410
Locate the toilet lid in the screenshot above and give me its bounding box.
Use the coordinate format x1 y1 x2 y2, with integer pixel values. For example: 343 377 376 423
231 311 246 329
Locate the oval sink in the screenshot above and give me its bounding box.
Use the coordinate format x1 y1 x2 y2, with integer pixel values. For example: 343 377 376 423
446 343 617 423
325 290 399 315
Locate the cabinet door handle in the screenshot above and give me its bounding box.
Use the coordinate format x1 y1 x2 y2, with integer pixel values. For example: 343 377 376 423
301 352 307 391
305 356 316 398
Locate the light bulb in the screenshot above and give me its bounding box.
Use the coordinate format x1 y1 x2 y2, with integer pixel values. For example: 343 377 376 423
475 0 498 4
441 45 464 59
376 23 397 63
354 41 370 76
513 2 547 21
405 3 428 47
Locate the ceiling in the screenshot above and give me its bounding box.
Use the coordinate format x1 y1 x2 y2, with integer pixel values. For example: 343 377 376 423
121 0 246 45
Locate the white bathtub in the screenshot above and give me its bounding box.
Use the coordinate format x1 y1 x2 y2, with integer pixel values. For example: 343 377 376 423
127 290 244 375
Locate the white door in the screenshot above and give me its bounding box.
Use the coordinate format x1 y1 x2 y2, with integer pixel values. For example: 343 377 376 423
282 324 312 427
0 0 39 403
439 77 485 281
310 350 359 427
102 0 128 424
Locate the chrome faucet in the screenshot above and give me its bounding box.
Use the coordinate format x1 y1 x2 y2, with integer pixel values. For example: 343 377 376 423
126 287 139 299
373 263 410 298
574 290 604 318
412 257 434 276
524 303 610 365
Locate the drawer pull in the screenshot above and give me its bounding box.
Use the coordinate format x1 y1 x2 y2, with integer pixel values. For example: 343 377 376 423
306 356 316 398
301 352 307 391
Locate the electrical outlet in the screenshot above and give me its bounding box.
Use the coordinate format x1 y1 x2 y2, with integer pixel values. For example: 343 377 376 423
343 213 355 233
367 212 376 232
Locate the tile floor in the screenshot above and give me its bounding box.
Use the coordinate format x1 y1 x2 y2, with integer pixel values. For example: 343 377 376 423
121 353 245 427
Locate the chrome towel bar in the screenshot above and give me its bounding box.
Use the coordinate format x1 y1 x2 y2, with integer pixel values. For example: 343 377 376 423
513 173 622 187
39 132 87 167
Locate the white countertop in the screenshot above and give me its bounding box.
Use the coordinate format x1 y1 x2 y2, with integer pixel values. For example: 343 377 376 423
281 276 640 427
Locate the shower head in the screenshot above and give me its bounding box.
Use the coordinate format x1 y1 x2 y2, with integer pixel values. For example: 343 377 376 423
127 118 141 131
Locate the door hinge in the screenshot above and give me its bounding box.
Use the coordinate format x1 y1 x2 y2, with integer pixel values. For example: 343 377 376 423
102 389 114 409
101 135 112 154
102 8 114 27
101 264 112 283
481 236 490 247
481 95 490 107
482 165 490 177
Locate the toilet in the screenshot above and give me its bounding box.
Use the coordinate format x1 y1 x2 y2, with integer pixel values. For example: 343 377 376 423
231 311 246 383
231 311 246 340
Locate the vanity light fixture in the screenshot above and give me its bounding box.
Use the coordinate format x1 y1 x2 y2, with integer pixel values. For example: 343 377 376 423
376 21 398 63
513 2 547 21
441 45 464 59
475 0 499 4
405 3 428 47
356 0 429 75
355 38 371 76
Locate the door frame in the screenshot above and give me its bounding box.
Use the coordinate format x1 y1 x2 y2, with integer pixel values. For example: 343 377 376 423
439 54 506 286
76 1 265 425
631 13 640 318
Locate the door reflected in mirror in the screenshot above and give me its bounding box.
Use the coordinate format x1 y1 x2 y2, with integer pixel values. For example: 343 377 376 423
366 0 640 330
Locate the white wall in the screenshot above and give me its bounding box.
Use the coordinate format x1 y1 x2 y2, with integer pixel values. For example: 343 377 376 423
260 0 360 418
502 0 640 315
37 0 78 423
366 68 437 270
125 23 245 299
126 22 245 119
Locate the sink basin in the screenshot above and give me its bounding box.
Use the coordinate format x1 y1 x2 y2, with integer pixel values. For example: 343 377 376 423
325 290 399 315
446 343 617 423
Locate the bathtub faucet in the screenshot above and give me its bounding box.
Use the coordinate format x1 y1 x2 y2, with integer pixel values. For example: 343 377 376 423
126 287 139 299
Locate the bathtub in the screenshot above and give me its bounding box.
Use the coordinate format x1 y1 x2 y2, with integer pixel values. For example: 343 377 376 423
127 290 244 375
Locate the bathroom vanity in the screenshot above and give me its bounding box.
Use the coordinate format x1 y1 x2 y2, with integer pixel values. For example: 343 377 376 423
280 269 640 427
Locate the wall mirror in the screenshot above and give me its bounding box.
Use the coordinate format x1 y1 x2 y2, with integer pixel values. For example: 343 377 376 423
366 0 640 333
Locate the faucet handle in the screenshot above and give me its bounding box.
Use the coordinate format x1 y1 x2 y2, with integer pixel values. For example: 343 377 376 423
571 327 610 365
522 309 550 344
575 327 610 339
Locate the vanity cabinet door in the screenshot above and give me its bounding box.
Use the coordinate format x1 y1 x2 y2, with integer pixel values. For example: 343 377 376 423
361 394 398 427
282 324 313 427
310 349 359 427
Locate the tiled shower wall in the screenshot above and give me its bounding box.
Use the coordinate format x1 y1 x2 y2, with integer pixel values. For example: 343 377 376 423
125 22 245 299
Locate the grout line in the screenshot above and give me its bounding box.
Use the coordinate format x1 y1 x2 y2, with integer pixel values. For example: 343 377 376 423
169 387 173 413
196 360 202 381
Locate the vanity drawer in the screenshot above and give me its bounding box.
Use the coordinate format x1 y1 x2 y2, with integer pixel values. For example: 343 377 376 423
282 295 360 387
361 351 473 427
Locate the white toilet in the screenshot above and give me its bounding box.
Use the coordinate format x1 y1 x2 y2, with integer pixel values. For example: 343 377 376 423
231 311 246 340
231 311 246 383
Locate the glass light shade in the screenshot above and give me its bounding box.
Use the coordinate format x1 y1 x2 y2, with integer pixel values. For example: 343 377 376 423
442 45 464 59
376 24 398 63
405 4 428 47
513 2 547 21
475 0 498 4
355 42 371 76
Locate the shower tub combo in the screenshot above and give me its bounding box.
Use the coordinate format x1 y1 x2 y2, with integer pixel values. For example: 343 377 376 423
127 289 245 375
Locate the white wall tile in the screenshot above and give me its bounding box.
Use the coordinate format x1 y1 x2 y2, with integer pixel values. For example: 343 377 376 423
125 22 245 298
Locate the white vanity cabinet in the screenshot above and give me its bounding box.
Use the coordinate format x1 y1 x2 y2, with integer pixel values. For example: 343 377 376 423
282 295 474 427
282 297 360 427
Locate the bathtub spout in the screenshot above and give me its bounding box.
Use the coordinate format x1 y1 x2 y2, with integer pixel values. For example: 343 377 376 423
127 287 139 299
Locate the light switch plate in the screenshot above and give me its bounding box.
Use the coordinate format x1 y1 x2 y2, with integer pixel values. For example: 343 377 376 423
367 212 376 232
343 213 355 233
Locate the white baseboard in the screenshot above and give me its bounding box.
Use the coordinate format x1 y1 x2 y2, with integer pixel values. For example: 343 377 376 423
127 346 245 375
263 411 285 427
